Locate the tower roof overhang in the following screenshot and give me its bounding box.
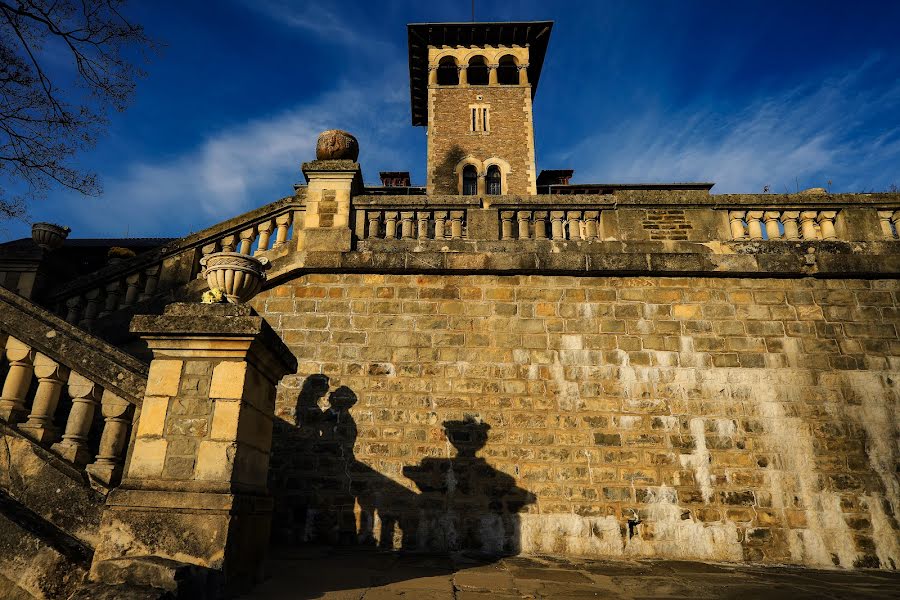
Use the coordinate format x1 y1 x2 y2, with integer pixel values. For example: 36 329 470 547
407 21 554 126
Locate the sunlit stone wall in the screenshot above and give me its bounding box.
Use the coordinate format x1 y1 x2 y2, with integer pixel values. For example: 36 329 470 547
253 274 900 569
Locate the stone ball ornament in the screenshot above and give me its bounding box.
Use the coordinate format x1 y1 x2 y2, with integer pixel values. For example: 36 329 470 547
199 251 269 304
31 222 71 251
315 129 359 161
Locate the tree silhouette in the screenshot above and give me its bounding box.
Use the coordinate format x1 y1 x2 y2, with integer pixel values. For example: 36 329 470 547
0 1 155 218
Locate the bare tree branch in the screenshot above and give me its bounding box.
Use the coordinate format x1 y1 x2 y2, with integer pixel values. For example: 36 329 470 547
0 0 155 219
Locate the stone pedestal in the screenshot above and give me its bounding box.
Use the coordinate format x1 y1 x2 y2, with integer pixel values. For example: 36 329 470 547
300 160 362 252
89 303 296 597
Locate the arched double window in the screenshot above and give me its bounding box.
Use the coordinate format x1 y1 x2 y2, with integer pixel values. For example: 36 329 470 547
486 165 502 195
462 165 478 195
437 56 459 85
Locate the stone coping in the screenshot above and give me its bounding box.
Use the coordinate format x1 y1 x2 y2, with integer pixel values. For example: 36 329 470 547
355 191 900 208
129 303 297 383
0 286 147 405
260 241 900 286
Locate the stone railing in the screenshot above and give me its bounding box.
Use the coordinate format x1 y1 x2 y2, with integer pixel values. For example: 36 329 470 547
878 210 900 239
353 197 477 241
0 286 147 489
46 196 304 328
499 209 601 240
726 210 839 241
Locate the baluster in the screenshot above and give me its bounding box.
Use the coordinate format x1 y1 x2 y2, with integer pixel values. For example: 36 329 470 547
799 211 819 240
533 211 549 239
764 211 782 240
138 264 161 302
255 219 274 254
567 211 583 240
583 211 600 239
20 354 69 443
434 211 447 239
384 212 399 239
85 391 134 486
878 211 896 238
417 211 430 239
550 211 565 240
500 211 515 239
79 288 104 330
818 211 838 240
744 211 764 240
51 372 102 465
449 211 465 239
99 280 123 318
517 211 532 240
238 227 256 255
121 272 143 308
0 337 36 423
367 211 381 239
220 234 237 253
274 214 292 248
728 211 747 240
892 212 900 240
781 211 801 240
400 211 415 239
65 296 83 324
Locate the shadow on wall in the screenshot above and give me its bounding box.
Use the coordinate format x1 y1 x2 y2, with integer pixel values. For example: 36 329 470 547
268 374 535 556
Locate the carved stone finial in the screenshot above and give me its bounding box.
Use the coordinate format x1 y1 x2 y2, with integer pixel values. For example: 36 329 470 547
315 129 359 161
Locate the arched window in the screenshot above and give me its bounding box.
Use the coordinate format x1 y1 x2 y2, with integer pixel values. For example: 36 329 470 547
436 56 459 86
462 165 478 195
486 165 502 195
467 56 489 85
497 55 518 85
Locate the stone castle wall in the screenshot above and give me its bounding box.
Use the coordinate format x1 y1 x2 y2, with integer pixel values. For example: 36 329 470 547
252 273 900 569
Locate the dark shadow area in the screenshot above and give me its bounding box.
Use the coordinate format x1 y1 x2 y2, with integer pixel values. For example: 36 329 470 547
266 376 536 598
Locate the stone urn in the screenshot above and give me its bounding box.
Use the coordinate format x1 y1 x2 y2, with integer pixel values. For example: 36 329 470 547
199 252 269 303
31 222 70 251
316 129 359 161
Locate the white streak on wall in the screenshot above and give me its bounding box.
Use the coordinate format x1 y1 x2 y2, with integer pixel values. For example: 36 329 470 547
866 494 900 569
679 418 713 503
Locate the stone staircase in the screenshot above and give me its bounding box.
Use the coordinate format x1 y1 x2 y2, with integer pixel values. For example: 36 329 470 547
0 286 147 598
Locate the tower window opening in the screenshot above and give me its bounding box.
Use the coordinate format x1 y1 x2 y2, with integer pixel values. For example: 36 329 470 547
462 165 478 195
487 165 502 195
497 55 519 85
467 56 489 85
469 104 489 132
436 56 459 85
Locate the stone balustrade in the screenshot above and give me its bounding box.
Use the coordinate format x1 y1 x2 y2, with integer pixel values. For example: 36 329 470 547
356 208 468 240
0 286 147 488
878 210 900 239
500 209 601 240
727 209 839 241
49 197 303 328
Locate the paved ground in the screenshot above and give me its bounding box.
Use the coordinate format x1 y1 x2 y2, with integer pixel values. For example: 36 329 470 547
243 547 900 599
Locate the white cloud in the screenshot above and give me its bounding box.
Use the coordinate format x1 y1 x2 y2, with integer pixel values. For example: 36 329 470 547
36 80 416 237
558 58 900 194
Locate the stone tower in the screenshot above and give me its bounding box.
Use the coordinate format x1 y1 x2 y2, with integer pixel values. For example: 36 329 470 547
408 22 553 196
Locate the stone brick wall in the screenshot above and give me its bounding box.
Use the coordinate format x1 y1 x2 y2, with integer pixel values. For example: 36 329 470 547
252 274 900 569
427 86 535 195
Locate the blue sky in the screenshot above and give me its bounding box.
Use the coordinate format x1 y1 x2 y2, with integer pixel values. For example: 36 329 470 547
4 0 900 241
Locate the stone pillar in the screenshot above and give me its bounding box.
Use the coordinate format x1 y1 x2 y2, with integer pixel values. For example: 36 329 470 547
746 211 764 240
86 391 135 487
300 160 362 251
19 353 69 443
728 211 746 239
799 211 819 240
781 211 801 240
52 372 103 465
0 336 36 422
90 303 296 596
